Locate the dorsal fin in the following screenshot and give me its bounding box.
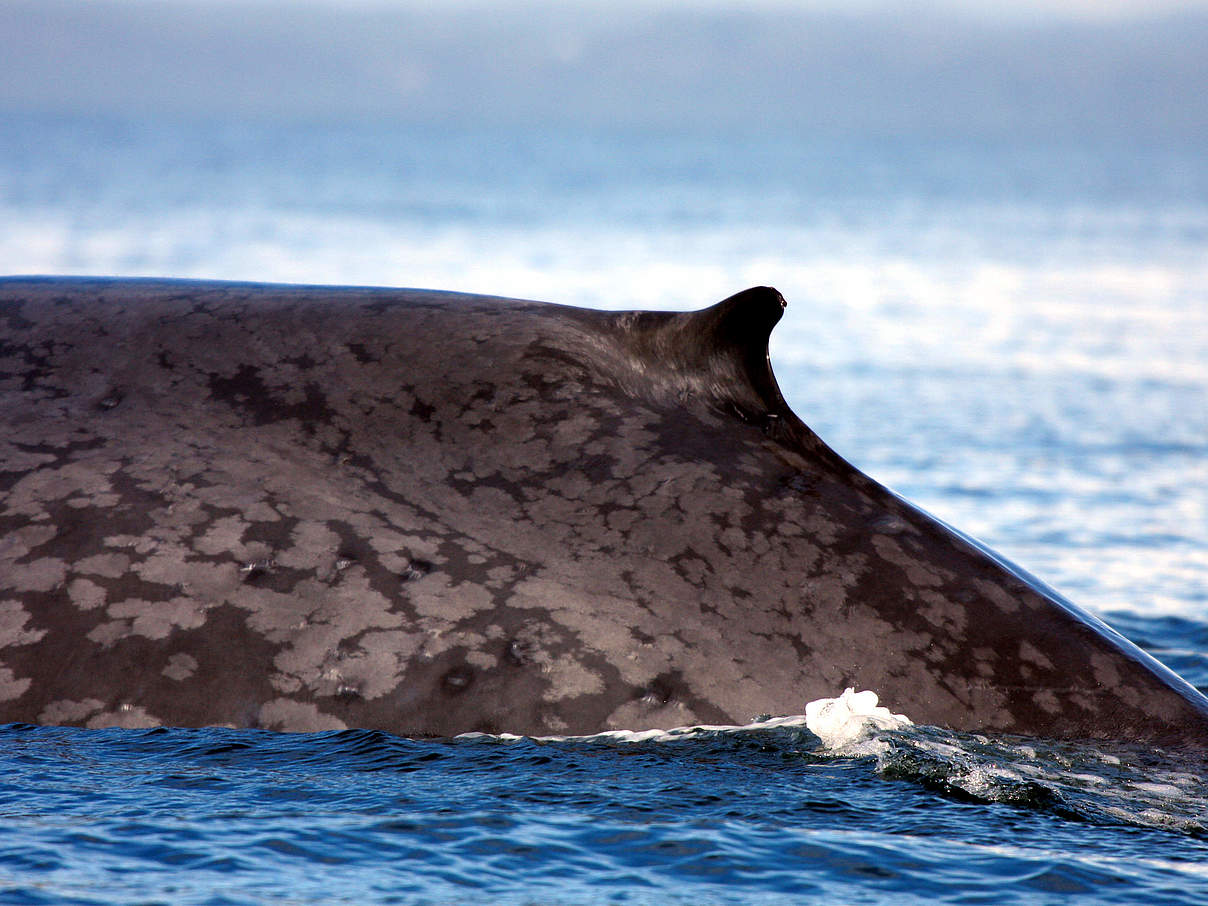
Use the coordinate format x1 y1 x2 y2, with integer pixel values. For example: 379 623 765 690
618 286 788 419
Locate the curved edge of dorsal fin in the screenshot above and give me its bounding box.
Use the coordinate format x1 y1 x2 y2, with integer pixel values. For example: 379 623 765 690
679 284 788 409
611 286 857 469
618 286 787 417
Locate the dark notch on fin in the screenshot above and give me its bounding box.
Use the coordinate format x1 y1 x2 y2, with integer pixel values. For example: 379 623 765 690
620 286 788 419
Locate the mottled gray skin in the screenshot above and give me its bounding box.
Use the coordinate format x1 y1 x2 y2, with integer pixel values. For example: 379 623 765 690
2 277 1206 745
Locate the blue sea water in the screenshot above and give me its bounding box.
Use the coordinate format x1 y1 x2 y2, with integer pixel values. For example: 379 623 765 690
5 722 1208 905
1 112 1207 903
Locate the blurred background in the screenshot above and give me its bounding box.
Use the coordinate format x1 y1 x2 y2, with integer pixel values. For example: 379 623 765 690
1 0 1205 618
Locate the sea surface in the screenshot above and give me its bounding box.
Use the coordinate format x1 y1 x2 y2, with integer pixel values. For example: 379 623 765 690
1 113 1206 903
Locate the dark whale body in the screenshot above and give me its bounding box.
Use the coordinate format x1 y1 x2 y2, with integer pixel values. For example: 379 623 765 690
2 276 1206 745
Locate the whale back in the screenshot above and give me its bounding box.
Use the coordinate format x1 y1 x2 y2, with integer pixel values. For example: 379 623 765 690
2 276 1206 744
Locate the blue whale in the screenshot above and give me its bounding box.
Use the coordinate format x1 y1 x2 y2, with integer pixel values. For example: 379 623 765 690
1 277 1206 745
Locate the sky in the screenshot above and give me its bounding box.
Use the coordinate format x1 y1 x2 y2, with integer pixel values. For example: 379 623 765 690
99 0 1208 19
2 0 1207 141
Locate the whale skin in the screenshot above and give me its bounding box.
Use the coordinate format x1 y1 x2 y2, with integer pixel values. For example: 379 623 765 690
1 276 1206 745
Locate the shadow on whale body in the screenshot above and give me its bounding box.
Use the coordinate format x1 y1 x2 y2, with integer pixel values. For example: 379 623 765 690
1 276 1206 747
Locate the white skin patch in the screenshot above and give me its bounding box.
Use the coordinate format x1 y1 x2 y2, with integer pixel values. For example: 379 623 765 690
67 578 107 610
162 653 199 681
0 600 47 647
0 666 32 702
39 699 106 724
258 698 348 732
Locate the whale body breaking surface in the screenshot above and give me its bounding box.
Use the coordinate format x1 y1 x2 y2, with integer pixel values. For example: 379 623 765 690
1 277 1206 746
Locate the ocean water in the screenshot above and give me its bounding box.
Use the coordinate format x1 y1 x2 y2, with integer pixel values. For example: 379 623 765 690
1 112 1207 903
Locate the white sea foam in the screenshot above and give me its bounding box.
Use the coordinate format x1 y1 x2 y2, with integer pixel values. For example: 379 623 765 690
804 687 914 750
456 688 913 751
461 712 817 746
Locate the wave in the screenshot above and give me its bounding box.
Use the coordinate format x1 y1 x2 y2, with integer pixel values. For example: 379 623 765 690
444 695 1208 837
4 715 1208 905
